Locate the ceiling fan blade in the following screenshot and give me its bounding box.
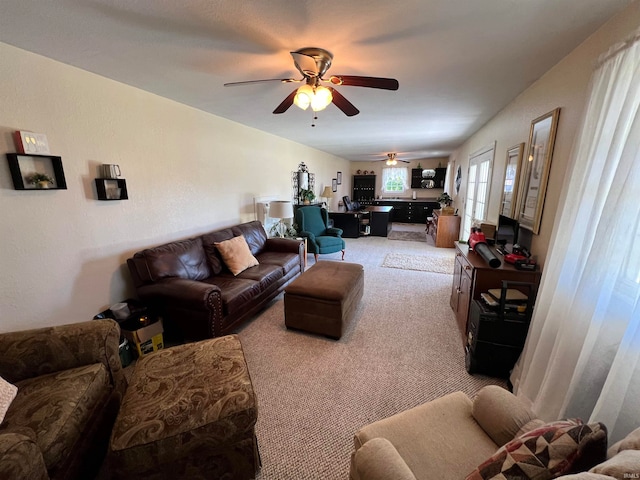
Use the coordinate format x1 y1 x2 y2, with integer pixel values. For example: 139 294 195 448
291 52 319 77
330 88 360 117
329 75 399 90
224 78 299 87
273 89 298 114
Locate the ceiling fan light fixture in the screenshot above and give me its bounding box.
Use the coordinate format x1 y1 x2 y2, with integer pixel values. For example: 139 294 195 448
294 84 314 110
294 84 333 112
310 85 333 111
386 153 397 166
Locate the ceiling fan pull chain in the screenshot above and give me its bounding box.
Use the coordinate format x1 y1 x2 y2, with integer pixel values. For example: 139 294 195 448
311 110 318 127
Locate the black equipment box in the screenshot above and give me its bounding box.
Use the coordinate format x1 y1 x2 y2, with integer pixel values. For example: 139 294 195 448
465 282 536 378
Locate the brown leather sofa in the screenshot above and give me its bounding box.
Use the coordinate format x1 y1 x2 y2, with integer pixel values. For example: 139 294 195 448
127 220 305 341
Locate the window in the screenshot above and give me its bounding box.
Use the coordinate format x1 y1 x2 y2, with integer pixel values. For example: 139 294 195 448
381 167 408 194
462 144 494 239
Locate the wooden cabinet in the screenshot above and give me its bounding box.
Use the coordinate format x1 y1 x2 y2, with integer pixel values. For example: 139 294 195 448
430 210 460 247
450 255 472 345
410 169 423 189
433 167 446 188
410 167 446 189
450 242 541 347
353 175 376 203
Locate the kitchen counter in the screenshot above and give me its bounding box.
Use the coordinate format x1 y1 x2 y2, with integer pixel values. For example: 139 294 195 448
365 199 441 223
377 197 439 202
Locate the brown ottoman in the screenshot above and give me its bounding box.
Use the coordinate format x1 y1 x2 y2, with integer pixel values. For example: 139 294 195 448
284 261 364 339
109 335 259 480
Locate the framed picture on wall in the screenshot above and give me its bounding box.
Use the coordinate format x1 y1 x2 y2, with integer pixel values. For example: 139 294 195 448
500 143 524 218
332 178 337 192
337 171 342 184
518 108 560 234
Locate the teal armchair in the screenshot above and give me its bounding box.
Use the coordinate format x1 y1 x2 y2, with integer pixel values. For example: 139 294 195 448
295 206 345 261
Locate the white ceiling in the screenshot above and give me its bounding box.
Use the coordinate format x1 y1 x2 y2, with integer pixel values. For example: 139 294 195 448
0 0 632 161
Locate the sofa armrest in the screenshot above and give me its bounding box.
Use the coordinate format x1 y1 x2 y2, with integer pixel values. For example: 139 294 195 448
351 438 417 480
0 431 49 480
264 237 303 254
137 278 222 307
472 385 539 446
0 319 124 393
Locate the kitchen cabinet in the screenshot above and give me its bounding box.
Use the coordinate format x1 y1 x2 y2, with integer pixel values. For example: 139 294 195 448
371 200 439 223
409 167 447 189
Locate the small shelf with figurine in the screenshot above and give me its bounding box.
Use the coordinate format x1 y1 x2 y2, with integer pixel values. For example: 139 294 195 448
6 153 67 190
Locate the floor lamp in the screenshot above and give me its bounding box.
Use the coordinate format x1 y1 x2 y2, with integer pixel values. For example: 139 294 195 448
268 201 294 237
321 186 334 211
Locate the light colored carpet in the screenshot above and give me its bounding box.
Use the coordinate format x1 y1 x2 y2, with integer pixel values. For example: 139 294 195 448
234 232 505 480
382 252 455 274
387 229 427 242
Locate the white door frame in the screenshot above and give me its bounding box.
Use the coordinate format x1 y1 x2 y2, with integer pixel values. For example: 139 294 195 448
462 142 495 240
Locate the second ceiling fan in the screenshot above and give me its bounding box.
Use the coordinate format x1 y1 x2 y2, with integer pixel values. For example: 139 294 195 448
380 153 410 165
224 47 399 117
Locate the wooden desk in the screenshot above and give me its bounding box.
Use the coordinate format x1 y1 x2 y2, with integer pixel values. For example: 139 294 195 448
328 211 367 238
364 206 393 237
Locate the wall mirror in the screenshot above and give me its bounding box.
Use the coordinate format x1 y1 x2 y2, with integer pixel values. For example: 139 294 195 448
292 162 315 204
499 143 524 218
518 108 560 233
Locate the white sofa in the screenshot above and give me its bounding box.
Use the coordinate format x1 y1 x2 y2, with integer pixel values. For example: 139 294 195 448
350 385 640 480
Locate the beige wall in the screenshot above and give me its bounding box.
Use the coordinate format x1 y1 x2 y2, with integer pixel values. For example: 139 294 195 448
450 1 640 266
0 42 350 332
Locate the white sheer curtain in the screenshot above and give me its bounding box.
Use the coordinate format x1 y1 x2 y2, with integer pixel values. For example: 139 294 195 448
381 167 409 193
511 30 640 443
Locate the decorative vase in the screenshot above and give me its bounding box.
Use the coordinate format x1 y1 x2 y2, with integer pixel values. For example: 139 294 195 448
303 199 310 205
36 181 50 189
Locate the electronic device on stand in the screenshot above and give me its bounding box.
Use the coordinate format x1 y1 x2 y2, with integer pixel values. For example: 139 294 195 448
466 281 537 378
493 215 537 270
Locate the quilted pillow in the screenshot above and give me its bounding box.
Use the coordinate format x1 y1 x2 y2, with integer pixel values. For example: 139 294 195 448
215 235 259 276
0 375 18 424
466 419 608 480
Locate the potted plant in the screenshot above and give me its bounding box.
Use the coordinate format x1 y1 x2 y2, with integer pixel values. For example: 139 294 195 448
27 172 54 189
437 192 454 214
300 189 316 205
269 222 298 238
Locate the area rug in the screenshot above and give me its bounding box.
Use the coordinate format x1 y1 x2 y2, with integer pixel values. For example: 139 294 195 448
387 230 427 242
382 252 455 274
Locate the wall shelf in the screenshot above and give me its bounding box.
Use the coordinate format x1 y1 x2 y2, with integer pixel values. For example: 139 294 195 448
6 153 67 190
95 178 128 200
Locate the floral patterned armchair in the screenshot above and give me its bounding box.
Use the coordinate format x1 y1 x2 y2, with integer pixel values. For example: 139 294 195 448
0 319 125 480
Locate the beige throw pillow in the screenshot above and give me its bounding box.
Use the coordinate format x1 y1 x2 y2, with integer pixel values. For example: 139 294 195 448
215 235 259 276
0 375 18 424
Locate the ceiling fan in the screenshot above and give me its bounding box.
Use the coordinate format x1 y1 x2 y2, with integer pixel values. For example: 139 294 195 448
380 153 410 165
224 47 399 117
